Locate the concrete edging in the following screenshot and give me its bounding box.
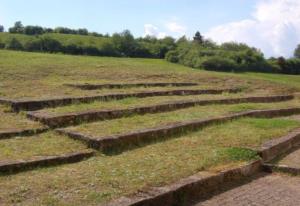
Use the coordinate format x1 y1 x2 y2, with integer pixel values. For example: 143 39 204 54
0 150 94 174
263 163 300 175
258 128 300 162
9 88 242 112
28 95 294 128
103 160 262 206
0 127 49 140
57 107 300 154
65 82 199 90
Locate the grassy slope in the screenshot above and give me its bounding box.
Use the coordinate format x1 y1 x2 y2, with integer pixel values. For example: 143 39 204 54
0 32 111 48
1 50 300 205
0 50 293 99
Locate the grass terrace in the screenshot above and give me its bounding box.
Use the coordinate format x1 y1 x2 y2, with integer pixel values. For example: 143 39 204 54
0 118 299 205
40 93 248 115
64 99 300 139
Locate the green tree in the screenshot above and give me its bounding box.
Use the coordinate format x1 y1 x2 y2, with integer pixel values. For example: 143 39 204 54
294 44 300 58
0 25 4 32
9 21 24 33
193 31 203 44
112 30 137 57
24 26 44 35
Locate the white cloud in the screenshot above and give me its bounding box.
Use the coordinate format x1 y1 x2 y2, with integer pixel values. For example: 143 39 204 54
143 24 166 39
205 0 300 57
165 22 186 34
143 20 187 39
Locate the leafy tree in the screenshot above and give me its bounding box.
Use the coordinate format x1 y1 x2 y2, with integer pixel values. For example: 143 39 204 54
112 30 137 56
294 44 300 58
193 31 203 44
77 28 88 35
0 25 4 32
24 26 44 35
9 21 24 33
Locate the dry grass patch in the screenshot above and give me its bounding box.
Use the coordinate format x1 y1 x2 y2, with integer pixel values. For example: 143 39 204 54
0 105 43 131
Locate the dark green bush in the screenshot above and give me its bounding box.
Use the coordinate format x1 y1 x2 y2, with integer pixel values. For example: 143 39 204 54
165 50 179 63
24 39 42 51
201 56 239 72
5 38 23 50
40 37 62 52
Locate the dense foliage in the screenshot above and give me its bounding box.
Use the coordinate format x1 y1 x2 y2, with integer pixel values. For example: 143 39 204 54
295 44 300 59
165 33 300 75
1 21 300 75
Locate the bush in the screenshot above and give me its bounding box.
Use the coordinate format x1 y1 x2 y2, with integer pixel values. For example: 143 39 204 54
5 38 23 50
282 58 300 74
165 50 179 63
40 37 62 52
24 26 44 35
0 40 5 49
24 39 42 51
201 56 239 72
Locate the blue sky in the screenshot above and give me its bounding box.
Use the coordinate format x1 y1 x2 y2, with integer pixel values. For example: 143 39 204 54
1 0 300 57
0 0 254 37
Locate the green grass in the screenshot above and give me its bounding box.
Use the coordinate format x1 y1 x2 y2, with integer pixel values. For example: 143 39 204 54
0 105 43 131
1 50 300 205
65 99 300 139
41 93 248 115
0 117 298 205
0 50 292 100
241 72 300 90
0 132 87 161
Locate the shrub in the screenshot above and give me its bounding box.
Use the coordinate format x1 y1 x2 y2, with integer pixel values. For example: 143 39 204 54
24 39 42 51
0 40 5 49
201 56 239 72
62 44 83 55
40 37 62 52
165 50 179 63
5 38 23 50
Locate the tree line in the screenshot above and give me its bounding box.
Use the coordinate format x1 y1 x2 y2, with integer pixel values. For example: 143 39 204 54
0 22 300 75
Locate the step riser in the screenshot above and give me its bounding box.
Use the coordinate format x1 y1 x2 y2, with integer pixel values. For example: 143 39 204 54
65 82 199 90
10 88 241 112
58 108 300 154
0 151 94 174
28 95 294 128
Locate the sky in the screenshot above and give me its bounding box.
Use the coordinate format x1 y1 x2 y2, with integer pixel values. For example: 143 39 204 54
0 0 300 57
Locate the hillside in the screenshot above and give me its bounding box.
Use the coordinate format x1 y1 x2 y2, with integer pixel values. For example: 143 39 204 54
1 50 300 205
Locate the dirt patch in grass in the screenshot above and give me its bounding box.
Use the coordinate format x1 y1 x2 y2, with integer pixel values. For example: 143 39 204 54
0 132 87 162
0 117 297 205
